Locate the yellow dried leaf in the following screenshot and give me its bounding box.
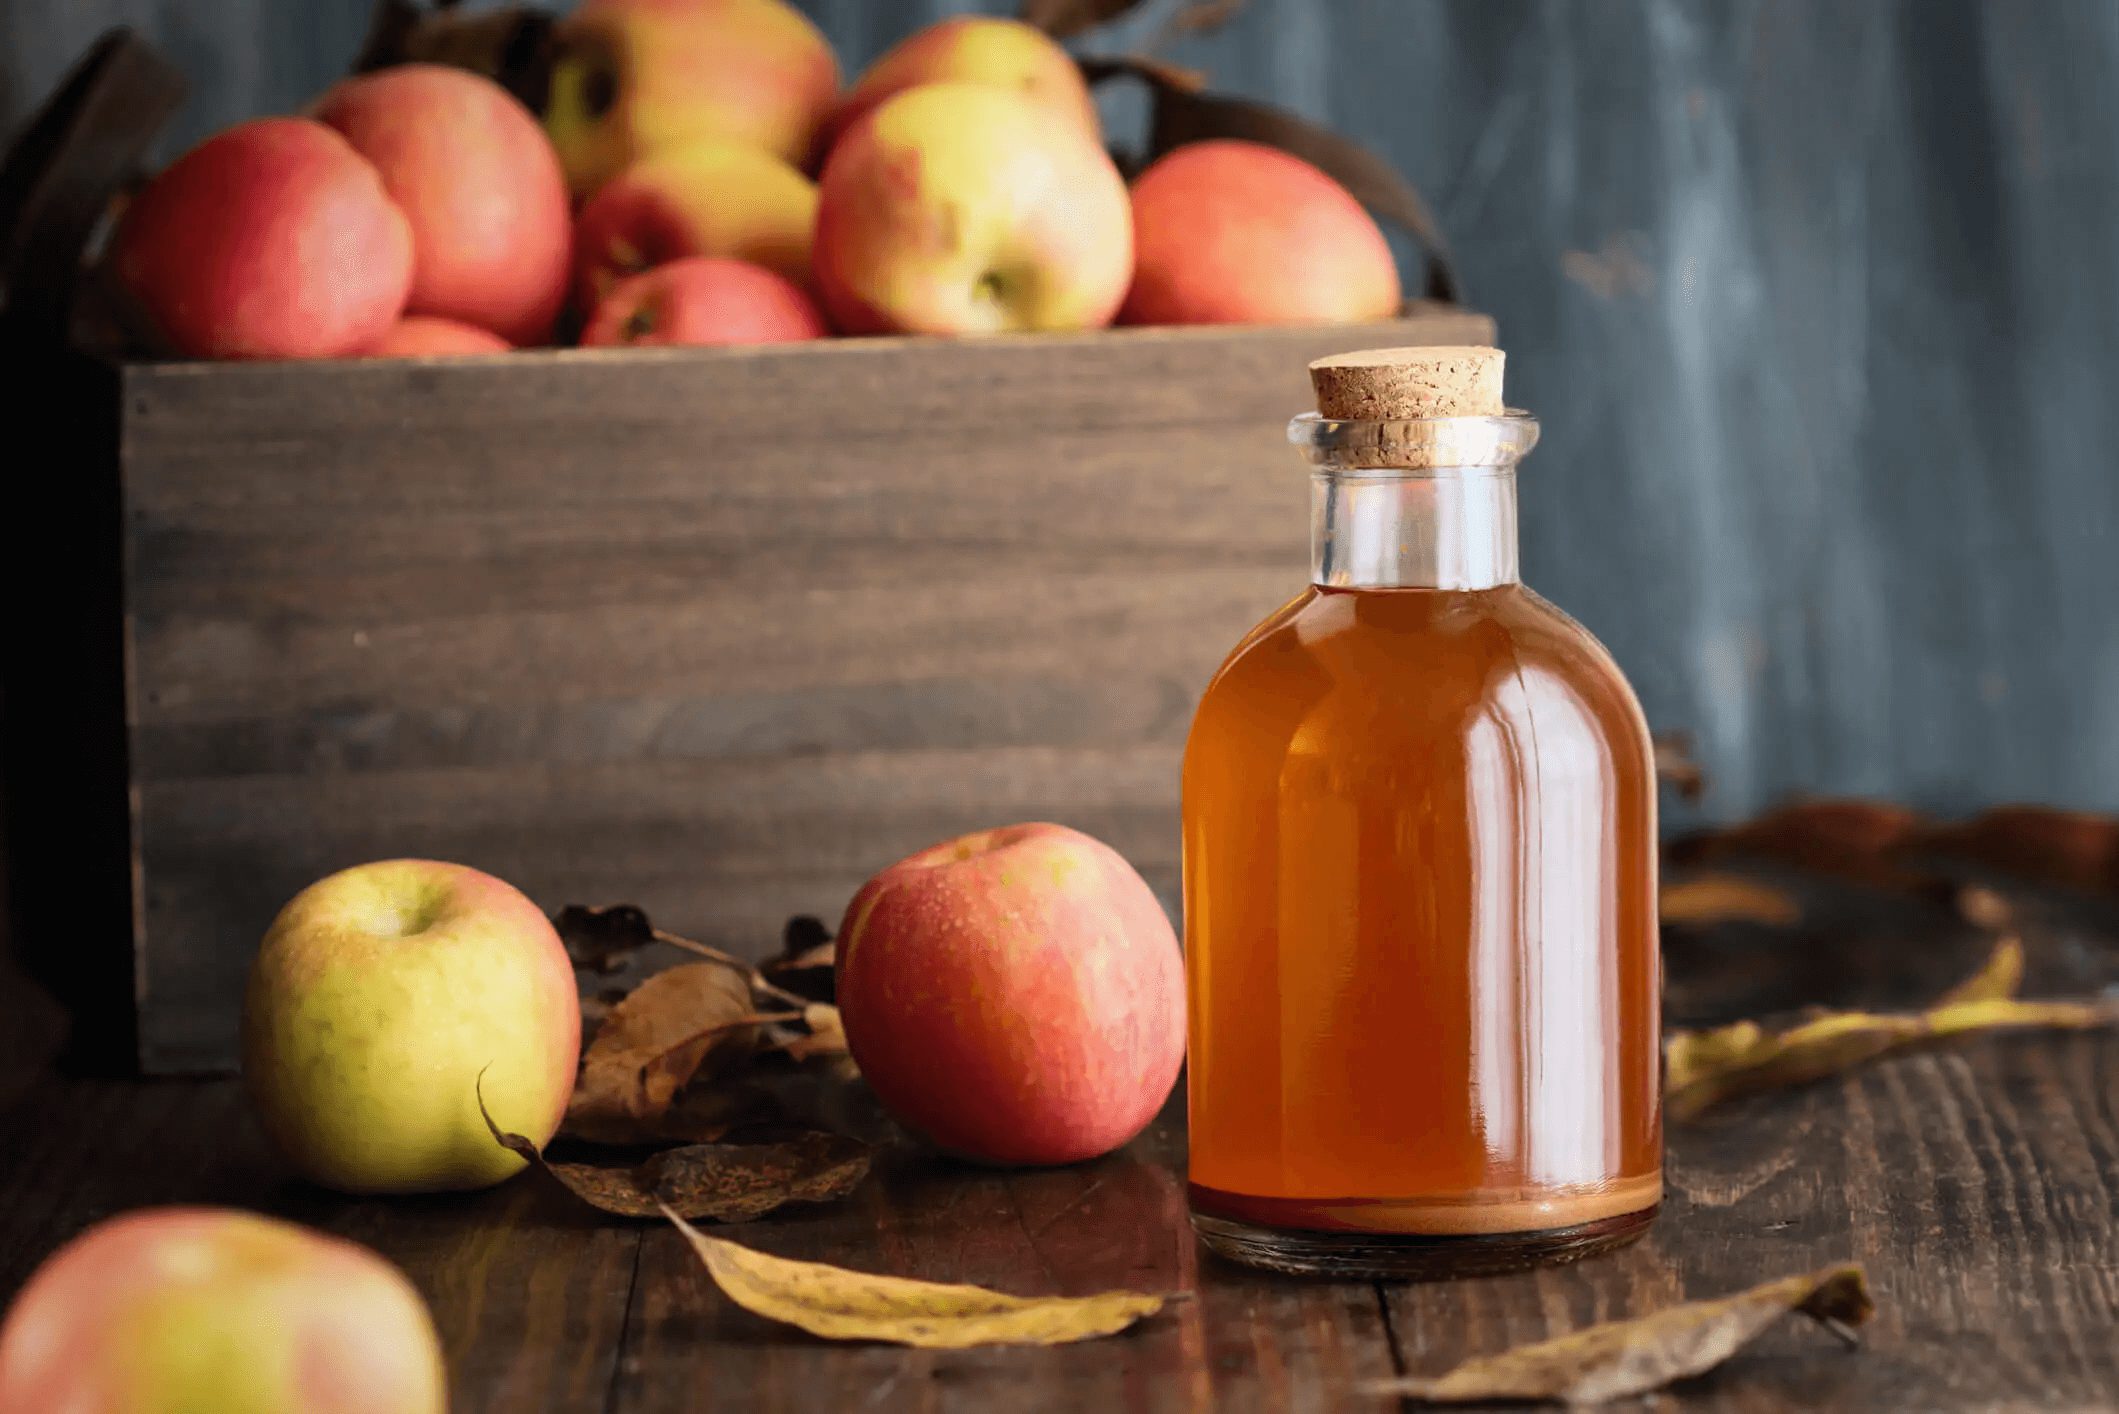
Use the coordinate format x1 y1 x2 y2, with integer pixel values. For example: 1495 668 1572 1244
1659 873 1800 927
1665 938 2114 1119
565 963 760 1144
1367 1264 1872 1405
1936 935 2023 1004
661 1207 1171 1348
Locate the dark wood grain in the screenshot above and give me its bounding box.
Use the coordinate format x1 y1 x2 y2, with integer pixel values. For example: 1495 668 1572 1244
2 885 2115 1411
107 311 1494 1073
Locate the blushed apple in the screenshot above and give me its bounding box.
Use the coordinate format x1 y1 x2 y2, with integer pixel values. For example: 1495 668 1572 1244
835 823 1185 1166
819 16 1099 163
314 64 572 345
813 83 1132 335
545 0 839 196
581 256 827 347
1120 139 1401 326
242 859 580 1194
110 118 412 360
361 316 513 357
0 1208 445 1413
572 140 817 306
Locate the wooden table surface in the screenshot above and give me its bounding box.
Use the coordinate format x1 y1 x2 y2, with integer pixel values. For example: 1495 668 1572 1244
4 890 2117 1411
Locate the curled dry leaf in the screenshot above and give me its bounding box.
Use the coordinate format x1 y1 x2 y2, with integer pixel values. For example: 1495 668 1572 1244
1365 1264 1873 1405
564 962 762 1144
662 1207 1173 1348
1664 938 2116 1120
483 1090 871 1221
1660 873 1800 928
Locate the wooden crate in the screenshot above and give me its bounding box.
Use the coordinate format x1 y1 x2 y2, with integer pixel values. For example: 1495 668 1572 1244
91 308 1490 1072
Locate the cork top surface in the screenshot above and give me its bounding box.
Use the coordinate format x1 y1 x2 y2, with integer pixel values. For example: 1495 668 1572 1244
1308 345 1505 420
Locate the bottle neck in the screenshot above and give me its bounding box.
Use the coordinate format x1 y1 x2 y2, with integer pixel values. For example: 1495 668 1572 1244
1311 468 1520 590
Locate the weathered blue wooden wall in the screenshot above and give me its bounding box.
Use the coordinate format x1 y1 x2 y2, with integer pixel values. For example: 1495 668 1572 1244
6 0 2116 823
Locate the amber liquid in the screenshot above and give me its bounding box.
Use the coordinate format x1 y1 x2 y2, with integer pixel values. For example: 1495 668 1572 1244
1183 583 1661 1251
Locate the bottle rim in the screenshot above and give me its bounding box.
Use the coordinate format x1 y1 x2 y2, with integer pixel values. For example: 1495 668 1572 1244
1288 410 1541 472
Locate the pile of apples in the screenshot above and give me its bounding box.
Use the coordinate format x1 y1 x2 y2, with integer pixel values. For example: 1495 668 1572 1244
108 0 1405 360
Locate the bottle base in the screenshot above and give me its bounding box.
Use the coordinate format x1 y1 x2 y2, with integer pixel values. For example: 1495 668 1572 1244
1189 1205 1658 1280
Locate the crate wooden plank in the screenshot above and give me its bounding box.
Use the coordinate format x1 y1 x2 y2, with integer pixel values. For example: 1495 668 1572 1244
119 309 1494 1072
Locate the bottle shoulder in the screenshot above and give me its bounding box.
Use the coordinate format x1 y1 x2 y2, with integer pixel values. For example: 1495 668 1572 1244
1189 583 1652 767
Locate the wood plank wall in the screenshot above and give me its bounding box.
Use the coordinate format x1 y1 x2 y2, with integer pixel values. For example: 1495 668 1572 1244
8 0 2116 824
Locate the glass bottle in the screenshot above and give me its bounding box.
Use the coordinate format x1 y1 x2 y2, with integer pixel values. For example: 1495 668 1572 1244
1182 347 1661 1278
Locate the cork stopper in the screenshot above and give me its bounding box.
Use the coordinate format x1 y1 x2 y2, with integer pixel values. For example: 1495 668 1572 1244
1308 346 1506 421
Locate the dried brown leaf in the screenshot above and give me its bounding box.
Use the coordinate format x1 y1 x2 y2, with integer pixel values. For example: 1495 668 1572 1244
564 962 761 1144
1366 1265 1873 1405
1669 798 1926 878
1665 938 2114 1120
662 1208 1173 1347
1019 0 1149 40
484 1092 871 1221
1673 797 2119 916
1914 805 2119 895
1660 873 1800 927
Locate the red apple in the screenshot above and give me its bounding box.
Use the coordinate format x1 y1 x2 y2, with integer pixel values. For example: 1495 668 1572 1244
572 141 817 308
819 16 1098 164
813 83 1132 335
1120 139 1401 326
361 316 513 357
581 256 826 347
243 859 581 1194
314 64 571 345
109 118 413 360
0 1208 445 1412
835 823 1185 1166
545 0 839 196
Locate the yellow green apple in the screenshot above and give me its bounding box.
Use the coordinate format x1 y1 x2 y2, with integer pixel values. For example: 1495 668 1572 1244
545 0 839 196
819 16 1099 164
242 858 581 1194
813 82 1133 335
572 139 818 306
0 1207 445 1413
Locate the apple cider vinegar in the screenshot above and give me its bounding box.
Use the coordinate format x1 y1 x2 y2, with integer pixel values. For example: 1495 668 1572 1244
1182 347 1661 1277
